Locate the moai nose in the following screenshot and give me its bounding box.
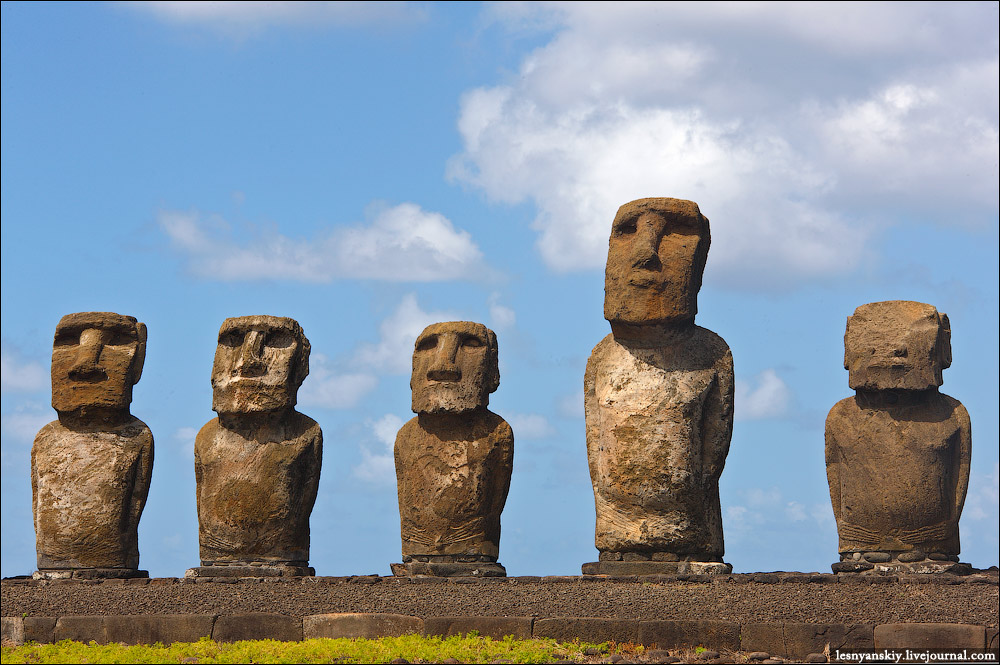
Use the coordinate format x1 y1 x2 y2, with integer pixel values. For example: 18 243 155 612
427 333 462 382
234 330 267 377
630 216 663 271
69 328 107 380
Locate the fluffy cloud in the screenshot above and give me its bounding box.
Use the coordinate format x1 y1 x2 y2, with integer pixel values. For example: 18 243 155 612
507 413 557 440
453 3 998 286
130 1 424 34
0 402 51 446
1 347 46 394
298 354 378 410
353 294 458 374
159 202 486 283
353 413 404 484
726 485 833 532
735 369 791 421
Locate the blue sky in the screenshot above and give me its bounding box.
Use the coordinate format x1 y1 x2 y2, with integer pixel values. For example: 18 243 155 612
2 1 997 578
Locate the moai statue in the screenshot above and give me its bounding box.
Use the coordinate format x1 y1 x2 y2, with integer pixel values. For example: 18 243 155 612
826 301 972 575
582 198 734 576
391 322 514 577
31 312 153 580
187 315 322 578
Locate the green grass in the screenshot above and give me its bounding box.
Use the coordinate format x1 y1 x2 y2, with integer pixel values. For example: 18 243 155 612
0 634 625 664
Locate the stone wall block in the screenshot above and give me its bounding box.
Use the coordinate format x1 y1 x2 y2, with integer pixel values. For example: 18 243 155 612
212 613 302 643
1 617 24 646
303 613 423 639
637 620 740 651
22 617 57 644
424 616 533 640
103 614 216 645
533 617 639 643
741 623 873 657
874 623 985 649
53 616 107 643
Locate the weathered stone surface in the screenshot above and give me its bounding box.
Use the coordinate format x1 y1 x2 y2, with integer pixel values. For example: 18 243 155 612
1 617 24 646
193 316 321 574
394 322 513 576
103 614 215 645
185 565 314 578
23 617 57 644
586 199 734 564
212 613 302 642
304 613 423 639
32 312 153 578
582 561 732 576
740 623 874 658
53 615 107 643
424 616 533 640
637 620 740 651
873 622 985 649
533 617 639 643
826 302 971 572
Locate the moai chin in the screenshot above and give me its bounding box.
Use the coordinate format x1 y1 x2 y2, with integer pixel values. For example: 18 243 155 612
583 198 735 576
187 315 322 578
391 321 514 577
826 301 972 575
31 312 153 580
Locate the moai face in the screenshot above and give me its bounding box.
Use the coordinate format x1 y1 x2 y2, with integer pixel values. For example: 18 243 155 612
604 198 711 325
211 315 310 414
845 301 951 391
50 312 147 414
411 321 499 414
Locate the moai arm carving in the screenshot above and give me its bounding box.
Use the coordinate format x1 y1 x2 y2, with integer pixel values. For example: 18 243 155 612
953 405 972 526
702 349 734 480
824 409 844 528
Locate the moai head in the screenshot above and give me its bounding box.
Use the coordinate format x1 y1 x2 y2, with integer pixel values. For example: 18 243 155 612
50 312 147 414
410 321 499 414
604 198 711 325
211 315 310 414
845 301 952 391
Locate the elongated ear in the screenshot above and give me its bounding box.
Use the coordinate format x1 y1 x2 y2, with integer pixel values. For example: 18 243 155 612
843 315 854 370
132 322 148 385
938 313 952 369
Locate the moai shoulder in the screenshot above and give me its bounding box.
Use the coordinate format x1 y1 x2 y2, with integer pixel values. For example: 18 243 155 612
826 301 972 575
583 198 734 576
189 315 322 579
31 312 153 579
392 321 513 578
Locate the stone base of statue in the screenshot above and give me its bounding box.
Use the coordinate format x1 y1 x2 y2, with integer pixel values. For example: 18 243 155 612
391 555 506 578
832 552 972 575
582 561 732 576
33 568 149 580
185 561 315 578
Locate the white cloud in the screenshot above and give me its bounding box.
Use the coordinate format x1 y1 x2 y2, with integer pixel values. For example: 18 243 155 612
735 369 790 421
451 3 998 286
1 346 47 394
556 390 584 419
965 462 1000 521
1 403 51 445
726 485 831 532
298 353 378 410
173 426 198 457
353 413 404 484
130 1 424 34
159 202 486 283
353 294 458 374
507 413 556 440
488 293 516 330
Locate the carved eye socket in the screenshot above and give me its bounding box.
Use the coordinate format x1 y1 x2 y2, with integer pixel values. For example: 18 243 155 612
266 330 295 349
104 329 137 346
415 335 438 352
219 330 245 348
614 219 637 236
54 329 80 347
461 336 485 349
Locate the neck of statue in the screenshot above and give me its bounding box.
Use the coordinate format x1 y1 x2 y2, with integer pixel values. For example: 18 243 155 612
854 387 939 408
57 406 132 430
218 407 293 433
610 318 695 346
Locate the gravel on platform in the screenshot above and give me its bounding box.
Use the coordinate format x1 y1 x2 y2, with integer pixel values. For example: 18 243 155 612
3 574 997 628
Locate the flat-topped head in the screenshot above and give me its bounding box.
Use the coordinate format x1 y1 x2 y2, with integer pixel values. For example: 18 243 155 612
51 311 146 414
845 300 951 391
604 197 710 326
411 321 499 414
211 315 310 414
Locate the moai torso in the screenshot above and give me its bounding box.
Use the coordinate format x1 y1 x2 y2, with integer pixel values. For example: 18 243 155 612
826 301 971 572
584 198 734 570
393 321 513 576
192 315 322 571
31 312 153 577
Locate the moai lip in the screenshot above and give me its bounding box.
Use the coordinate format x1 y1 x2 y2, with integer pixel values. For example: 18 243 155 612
32 312 153 580
826 301 972 575
584 199 734 576
393 321 513 578
189 315 322 578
